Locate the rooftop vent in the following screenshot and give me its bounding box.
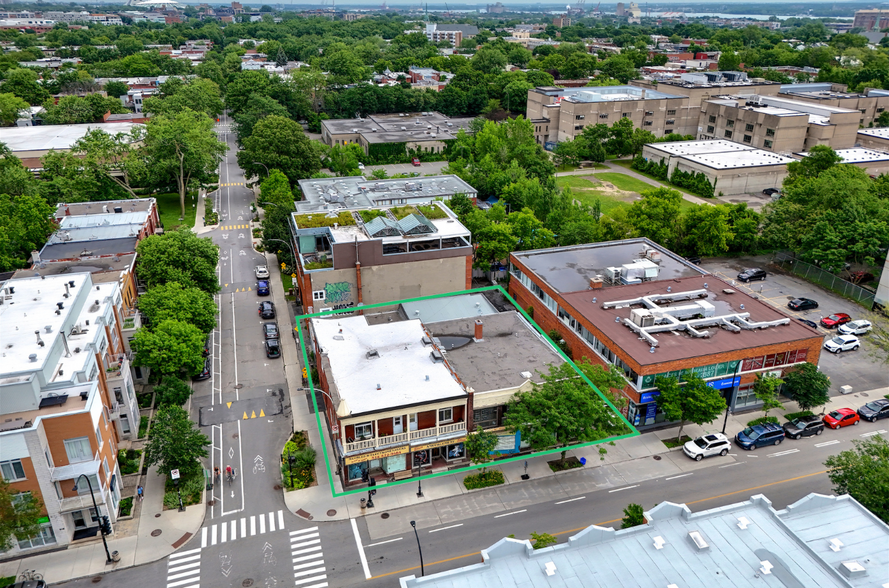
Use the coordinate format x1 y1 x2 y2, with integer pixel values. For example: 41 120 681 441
366 349 380 359
828 538 843 552
653 536 666 550
737 517 751 530
28 353 38 362
544 562 557 577
838 561 867 579
430 349 444 363
687 531 708 551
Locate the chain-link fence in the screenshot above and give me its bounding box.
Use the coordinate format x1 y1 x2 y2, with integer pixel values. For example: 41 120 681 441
772 253 875 309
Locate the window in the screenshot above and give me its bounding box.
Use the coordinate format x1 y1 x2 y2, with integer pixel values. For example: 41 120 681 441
708 115 716 123
766 128 775 137
724 130 733 139
113 387 124 405
666 119 674 125
764 139 773 148
103 458 110 478
76 474 100 494
745 123 754 132
17 520 56 550
120 414 131 434
599 113 608 119
743 135 752 143
667 109 676 115
64 437 92 463
0 460 26 482
878 107 885 113
621 113 630 118
312 290 325 301
643 120 653 126
726 120 734 128
706 125 715 134
644 111 653 116
438 407 453 423
354 422 373 439
574 124 584 130
95 425 103 450
473 407 499 429
575 114 585 120
860 109 867 114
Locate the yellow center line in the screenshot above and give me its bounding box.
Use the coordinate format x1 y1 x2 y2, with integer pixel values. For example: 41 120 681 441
367 469 829 580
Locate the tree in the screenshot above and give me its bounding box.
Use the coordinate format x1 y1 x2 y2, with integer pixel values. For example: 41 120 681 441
103 80 129 98
786 145 842 181
626 188 683 250
326 143 363 176
598 55 637 83
504 362 628 463
0 192 54 272
325 50 369 86
783 363 830 412
679 205 733 257
621 503 645 528
472 45 508 75
0 478 43 551
143 405 210 478
138 282 217 334
473 222 517 270
154 376 193 407
1 68 49 104
144 78 224 119
133 319 206 377
136 228 220 293
752 373 784 417
530 532 558 549
230 94 289 146
73 128 146 199
655 372 726 442
0 92 28 126
464 426 498 472
824 436 889 523
238 116 321 187
718 52 742 71
143 108 227 219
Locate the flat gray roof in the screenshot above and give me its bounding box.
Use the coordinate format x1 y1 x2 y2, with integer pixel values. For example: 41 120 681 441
322 112 474 144
11 254 136 281
55 198 155 218
857 127 889 140
39 237 138 261
645 140 755 157
59 211 150 228
801 147 889 164
533 85 682 102
47 224 145 244
0 123 142 152
682 149 795 170
512 238 706 295
399 293 499 324
400 493 888 588
296 175 476 214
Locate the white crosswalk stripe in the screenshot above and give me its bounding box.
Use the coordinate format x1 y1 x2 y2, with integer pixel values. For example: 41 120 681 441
167 547 202 588
291 527 328 587
201 510 286 547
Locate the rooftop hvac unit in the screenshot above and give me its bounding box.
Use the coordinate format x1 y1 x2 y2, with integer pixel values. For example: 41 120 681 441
401 126 407 131
630 308 655 327
604 266 622 283
644 249 662 263
405 182 419 191
373 183 389 191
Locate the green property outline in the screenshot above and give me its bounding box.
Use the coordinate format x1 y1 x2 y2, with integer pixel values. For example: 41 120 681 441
294 285 640 498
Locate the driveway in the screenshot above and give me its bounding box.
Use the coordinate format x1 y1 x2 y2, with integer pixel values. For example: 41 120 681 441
701 256 887 395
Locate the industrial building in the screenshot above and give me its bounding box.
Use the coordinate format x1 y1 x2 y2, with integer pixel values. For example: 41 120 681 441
854 127 889 152
798 147 889 176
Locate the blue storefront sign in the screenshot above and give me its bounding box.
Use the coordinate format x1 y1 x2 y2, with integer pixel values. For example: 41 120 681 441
639 391 660 404
645 403 658 422
706 376 741 390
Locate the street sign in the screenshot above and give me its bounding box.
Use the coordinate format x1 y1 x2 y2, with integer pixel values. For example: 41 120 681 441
332 424 339 434
170 469 180 480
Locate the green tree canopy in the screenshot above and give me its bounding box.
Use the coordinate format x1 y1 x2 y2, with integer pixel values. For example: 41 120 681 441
0 478 43 551
0 192 54 271
824 436 889 523
136 228 220 293
0 92 29 126
138 282 217 334
784 363 831 412
143 405 210 478
655 372 726 442
464 426 499 472
133 319 206 377
237 115 321 186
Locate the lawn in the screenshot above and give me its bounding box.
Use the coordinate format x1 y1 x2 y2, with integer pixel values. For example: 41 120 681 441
555 176 639 215
593 172 656 194
156 192 198 231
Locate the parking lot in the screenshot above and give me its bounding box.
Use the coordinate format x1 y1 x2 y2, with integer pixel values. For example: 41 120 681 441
701 256 887 395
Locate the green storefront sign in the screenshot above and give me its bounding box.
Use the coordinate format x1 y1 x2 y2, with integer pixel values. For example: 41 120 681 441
641 359 741 389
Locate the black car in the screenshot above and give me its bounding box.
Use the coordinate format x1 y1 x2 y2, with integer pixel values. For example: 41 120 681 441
858 399 889 422
737 268 767 282
782 416 824 440
193 356 211 381
684 255 702 265
203 333 212 357
797 318 818 329
763 188 781 197
787 298 818 311
262 322 279 340
265 339 281 358
258 301 276 319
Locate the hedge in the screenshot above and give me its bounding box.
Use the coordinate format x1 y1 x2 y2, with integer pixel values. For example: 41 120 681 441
631 154 669 181
670 167 715 198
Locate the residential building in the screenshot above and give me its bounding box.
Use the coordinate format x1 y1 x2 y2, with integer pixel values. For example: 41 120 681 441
320 112 475 156
0 273 139 556
641 140 794 195
853 8 889 31
778 82 889 128
424 23 478 46
54 198 160 240
400 492 889 587
552 14 571 27
486 2 506 13
508 238 823 428
0 123 143 169
289 200 473 313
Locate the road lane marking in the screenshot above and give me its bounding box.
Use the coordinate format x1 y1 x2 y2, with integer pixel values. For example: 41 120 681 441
861 429 886 437
291 527 319 536
201 526 207 548
250 515 256 536
608 485 639 493
230 520 236 541
170 547 202 559
278 509 285 529
351 518 371 579
767 449 800 458
211 524 217 545
365 537 403 547
269 511 276 533
241 517 246 538
259 513 266 534
719 463 742 468
555 496 586 504
665 473 693 481
292 546 323 558
221 520 227 543
815 440 841 448
429 524 463 533
494 509 527 518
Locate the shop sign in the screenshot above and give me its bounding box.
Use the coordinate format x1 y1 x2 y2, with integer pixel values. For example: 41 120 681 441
412 437 465 452
344 445 409 465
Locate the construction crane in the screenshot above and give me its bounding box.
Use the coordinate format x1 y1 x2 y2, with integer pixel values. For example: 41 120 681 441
593 0 601 14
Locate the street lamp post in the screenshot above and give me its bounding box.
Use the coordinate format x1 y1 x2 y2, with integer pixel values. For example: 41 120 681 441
416 462 423 498
722 359 743 434
410 520 425 577
72 474 113 564
253 161 270 178
288 453 295 488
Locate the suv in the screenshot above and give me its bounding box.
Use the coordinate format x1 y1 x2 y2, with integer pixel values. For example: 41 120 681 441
737 268 767 282
858 399 889 422
735 422 784 450
782 416 824 440
682 433 731 461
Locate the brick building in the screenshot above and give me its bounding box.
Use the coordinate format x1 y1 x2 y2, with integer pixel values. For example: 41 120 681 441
508 239 823 428
853 8 889 31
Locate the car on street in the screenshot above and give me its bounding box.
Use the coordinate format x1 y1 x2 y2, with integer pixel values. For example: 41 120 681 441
857 399 889 422
255 265 269 279
257 280 270 296
839 319 873 336
823 334 860 354
357 162 365 170
262 322 279 340
820 313 852 329
265 339 281 358
203 333 212 357
787 298 818 311
412 157 421 166
737 268 767 282
193 356 211 381
682 433 731 461
259 301 275 319
782 416 824 440
822 408 860 429
735 422 785 450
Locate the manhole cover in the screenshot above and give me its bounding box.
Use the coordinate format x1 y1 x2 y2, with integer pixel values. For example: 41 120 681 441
151 529 162 537
381 513 389 519
242 580 253 587
861 392 869 397
91 577 102 583
235 384 244 389
327 509 337 516
232 433 239 439
653 455 662 461
207 500 216 506
273 484 282 491
155 513 161 518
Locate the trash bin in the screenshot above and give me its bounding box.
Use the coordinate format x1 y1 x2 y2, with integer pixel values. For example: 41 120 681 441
112 550 121 562
360 498 367 510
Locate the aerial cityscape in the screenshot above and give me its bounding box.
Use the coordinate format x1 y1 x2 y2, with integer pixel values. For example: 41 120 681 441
0 1 887 587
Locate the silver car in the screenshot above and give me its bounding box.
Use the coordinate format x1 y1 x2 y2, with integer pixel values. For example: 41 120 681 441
823 334 860 354
255 265 270 279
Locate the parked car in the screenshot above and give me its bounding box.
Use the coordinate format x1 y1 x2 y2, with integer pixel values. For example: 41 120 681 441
357 162 365 170
820 313 851 329
823 334 860 354
262 322 279 340
822 408 860 429
265 339 281 358
255 265 270 279
839 320 873 336
737 268 767 282
411 157 421 166
259 301 276 319
782 416 824 440
203 333 212 357
193 356 211 381
257 280 270 296
735 422 785 450
762 188 781 197
684 255 702 265
846 270 875 284
787 298 818 311
857 399 889 422
682 433 731 461
797 318 818 329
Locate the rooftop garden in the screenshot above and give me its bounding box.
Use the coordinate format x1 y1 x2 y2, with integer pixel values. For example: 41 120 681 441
293 211 356 228
359 209 388 223
416 204 448 220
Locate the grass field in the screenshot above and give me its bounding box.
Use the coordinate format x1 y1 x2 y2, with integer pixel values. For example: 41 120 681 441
610 160 703 201
593 172 656 194
156 192 198 230
556 172 699 213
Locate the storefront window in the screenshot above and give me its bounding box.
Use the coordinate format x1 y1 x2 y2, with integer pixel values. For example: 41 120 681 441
413 449 430 467
473 407 499 429
446 443 465 460
734 385 758 409
347 462 367 481
18 521 56 550
383 455 406 473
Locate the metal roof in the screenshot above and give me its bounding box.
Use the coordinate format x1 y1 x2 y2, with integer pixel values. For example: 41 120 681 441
364 216 400 238
397 213 435 235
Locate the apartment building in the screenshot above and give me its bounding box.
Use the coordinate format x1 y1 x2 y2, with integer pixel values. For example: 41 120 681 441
778 82 889 128
508 239 823 428
423 23 478 47
0 273 139 556
853 8 889 31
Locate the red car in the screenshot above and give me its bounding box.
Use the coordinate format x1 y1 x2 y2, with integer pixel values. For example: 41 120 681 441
820 313 851 329
822 408 860 429
411 157 421 166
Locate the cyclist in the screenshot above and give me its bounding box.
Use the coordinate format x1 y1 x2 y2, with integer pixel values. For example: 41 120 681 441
214 466 220 482
226 465 233 479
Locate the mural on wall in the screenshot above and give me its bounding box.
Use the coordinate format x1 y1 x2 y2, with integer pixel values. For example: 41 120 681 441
324 281 352 304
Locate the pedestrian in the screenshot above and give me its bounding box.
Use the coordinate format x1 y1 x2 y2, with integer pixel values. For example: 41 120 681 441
137 485 143 502
214 466 220 482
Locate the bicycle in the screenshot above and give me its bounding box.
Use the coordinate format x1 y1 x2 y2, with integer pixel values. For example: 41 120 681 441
227 468 237 487
19 569 44 582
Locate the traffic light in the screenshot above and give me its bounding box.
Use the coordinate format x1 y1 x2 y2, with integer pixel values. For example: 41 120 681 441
100 515 112 535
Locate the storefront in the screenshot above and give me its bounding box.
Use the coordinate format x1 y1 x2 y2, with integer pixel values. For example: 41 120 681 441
343 446 410 486
411 437 467 470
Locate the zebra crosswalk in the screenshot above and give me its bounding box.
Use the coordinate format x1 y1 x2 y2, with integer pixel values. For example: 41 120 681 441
220 224 250 230
220 182 245 187
201 510 286 547
291 527 328 588
166 547 202 588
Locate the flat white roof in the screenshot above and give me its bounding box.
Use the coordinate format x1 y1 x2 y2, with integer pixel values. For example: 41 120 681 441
0 122 141 152
857 127 889 140
646 140 755 156
313 315 466 416
59 211 150 229
683 149 795 170
801 147 889 164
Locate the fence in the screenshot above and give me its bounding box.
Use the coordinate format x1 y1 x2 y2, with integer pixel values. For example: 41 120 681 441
771 253 875 310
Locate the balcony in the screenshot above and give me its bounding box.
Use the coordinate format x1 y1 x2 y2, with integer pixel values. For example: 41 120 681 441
344 423 465 453
105 354 131 383
121 312 141 332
